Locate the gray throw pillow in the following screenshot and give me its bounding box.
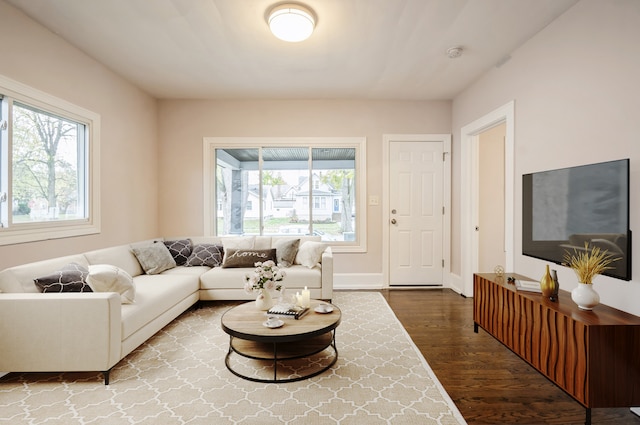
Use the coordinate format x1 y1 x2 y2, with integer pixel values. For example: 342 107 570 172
34 262 92 293
131 243 176 275
273 238 300 267
185 244 224 267
222 249 277 268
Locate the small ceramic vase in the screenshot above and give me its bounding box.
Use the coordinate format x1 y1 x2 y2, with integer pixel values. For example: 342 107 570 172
571 283 600 310
549 269 560 302
255 289 273 311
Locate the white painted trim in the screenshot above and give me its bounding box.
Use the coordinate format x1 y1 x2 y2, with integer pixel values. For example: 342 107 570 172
0 74 101 245
460 101 515 297
334 273 384 290
382 134 452 288
202 137 367 253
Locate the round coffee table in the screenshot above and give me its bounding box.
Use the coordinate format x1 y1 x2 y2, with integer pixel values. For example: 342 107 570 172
221 299 341 383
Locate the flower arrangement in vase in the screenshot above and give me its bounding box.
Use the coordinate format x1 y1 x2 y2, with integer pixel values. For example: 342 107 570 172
563 242 619 310
244 260 286 310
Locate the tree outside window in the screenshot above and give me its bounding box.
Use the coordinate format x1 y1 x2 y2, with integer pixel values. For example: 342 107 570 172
214 146 357 242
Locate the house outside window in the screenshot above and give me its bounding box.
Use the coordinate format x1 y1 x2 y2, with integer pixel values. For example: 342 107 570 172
0 75 100 245
203 138 366 252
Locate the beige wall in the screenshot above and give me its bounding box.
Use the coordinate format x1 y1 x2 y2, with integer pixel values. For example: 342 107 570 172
0 2 159 269
478 123 506 273
452 0 640 314
157 99 451 274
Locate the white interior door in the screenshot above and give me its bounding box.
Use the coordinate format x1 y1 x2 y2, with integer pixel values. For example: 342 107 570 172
389 141 444 286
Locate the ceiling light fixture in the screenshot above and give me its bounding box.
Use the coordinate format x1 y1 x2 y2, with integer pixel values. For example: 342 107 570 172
268 3 316 42
447 46 463 59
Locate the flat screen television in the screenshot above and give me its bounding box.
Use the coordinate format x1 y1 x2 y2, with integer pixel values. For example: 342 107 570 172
522 158 631 281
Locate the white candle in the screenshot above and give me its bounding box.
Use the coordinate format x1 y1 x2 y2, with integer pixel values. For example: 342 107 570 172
296 291 303 307
302 286 311 308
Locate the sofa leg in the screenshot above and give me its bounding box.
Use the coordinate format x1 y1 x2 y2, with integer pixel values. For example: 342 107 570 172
103 369 111 385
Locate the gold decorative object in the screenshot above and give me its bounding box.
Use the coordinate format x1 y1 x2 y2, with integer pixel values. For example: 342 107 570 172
540 264 555 300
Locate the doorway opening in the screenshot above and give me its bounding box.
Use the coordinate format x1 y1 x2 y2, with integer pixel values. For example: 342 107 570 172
460 101 515 297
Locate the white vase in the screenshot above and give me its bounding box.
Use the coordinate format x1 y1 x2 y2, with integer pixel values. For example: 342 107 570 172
571 283 600 310
255 289 273 311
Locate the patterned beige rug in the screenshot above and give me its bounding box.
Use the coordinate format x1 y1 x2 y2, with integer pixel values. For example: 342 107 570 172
0 292 466 424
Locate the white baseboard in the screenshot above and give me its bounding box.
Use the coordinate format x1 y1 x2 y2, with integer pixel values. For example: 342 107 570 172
448 272 464 295
334 272 470 293
334 273 384 290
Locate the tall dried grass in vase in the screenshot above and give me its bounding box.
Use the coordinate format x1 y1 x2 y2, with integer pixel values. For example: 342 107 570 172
562 242 620 284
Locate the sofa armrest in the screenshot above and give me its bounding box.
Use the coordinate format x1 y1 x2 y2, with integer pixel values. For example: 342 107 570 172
321 247 333 300
0 292 122 373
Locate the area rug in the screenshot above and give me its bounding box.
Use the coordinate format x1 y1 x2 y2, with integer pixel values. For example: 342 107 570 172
0 292 466 425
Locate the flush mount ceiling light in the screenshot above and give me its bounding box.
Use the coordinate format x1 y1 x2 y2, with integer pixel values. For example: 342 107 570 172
447 46 463 59
268 3 316 42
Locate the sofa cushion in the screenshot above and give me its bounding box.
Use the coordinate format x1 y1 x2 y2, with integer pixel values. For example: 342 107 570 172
295 241 327 268
120 274 200 340
200 264 320 290
273 238 300 267
163 239 192 266
86 264 135 303
84 245 144 277
132 243 176 275
222 249 277 268
0 254 89 293
221 236 255 250
34 262 92 293
185 244 223 267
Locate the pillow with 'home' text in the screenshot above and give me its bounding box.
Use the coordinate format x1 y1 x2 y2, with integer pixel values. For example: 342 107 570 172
222 249 277 268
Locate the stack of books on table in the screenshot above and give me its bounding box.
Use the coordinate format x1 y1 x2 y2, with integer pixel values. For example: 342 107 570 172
514 279 542 293
267 304 310 319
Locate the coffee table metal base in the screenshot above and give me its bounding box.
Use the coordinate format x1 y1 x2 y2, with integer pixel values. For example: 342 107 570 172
225 331 338 383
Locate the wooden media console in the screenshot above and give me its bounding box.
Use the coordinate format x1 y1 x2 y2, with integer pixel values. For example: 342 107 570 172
473 273 640 425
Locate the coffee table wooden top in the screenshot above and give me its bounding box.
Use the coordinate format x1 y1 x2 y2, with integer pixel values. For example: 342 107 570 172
221 299 341 343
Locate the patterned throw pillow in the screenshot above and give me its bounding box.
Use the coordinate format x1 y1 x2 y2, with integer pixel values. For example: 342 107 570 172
163 239 193 266
34 262 92 293
185 244 224 267
222 249 277 268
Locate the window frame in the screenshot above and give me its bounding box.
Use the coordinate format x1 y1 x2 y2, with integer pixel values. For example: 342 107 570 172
203 137 367 253
0 74 100 245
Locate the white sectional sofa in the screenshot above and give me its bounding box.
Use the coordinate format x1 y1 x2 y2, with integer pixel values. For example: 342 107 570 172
0 235 332 384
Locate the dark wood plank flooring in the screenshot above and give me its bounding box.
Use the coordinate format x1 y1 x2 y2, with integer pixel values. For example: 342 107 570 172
381 288 640 425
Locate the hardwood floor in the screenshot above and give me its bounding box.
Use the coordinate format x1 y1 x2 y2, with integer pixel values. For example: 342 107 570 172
381 288 640 425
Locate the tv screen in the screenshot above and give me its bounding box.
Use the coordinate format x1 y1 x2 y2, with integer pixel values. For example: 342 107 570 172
522 159 631 281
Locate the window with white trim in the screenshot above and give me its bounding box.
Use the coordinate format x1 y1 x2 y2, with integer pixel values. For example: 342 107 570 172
0 75 100 245
203 137 366 253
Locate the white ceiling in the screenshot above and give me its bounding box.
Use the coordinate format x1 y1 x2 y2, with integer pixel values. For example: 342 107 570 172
7 0 579 100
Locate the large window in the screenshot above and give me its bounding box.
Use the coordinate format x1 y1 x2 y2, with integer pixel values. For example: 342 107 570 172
204 138 366 252
0 75 100 245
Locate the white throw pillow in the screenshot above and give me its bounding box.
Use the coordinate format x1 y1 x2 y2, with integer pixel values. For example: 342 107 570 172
295 241 327 268
86 264 135 304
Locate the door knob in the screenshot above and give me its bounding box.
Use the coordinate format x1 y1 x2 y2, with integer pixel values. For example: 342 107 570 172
391 219 397 225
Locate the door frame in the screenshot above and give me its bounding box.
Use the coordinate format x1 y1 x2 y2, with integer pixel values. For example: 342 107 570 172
382 134 451 288
460 101 515 297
